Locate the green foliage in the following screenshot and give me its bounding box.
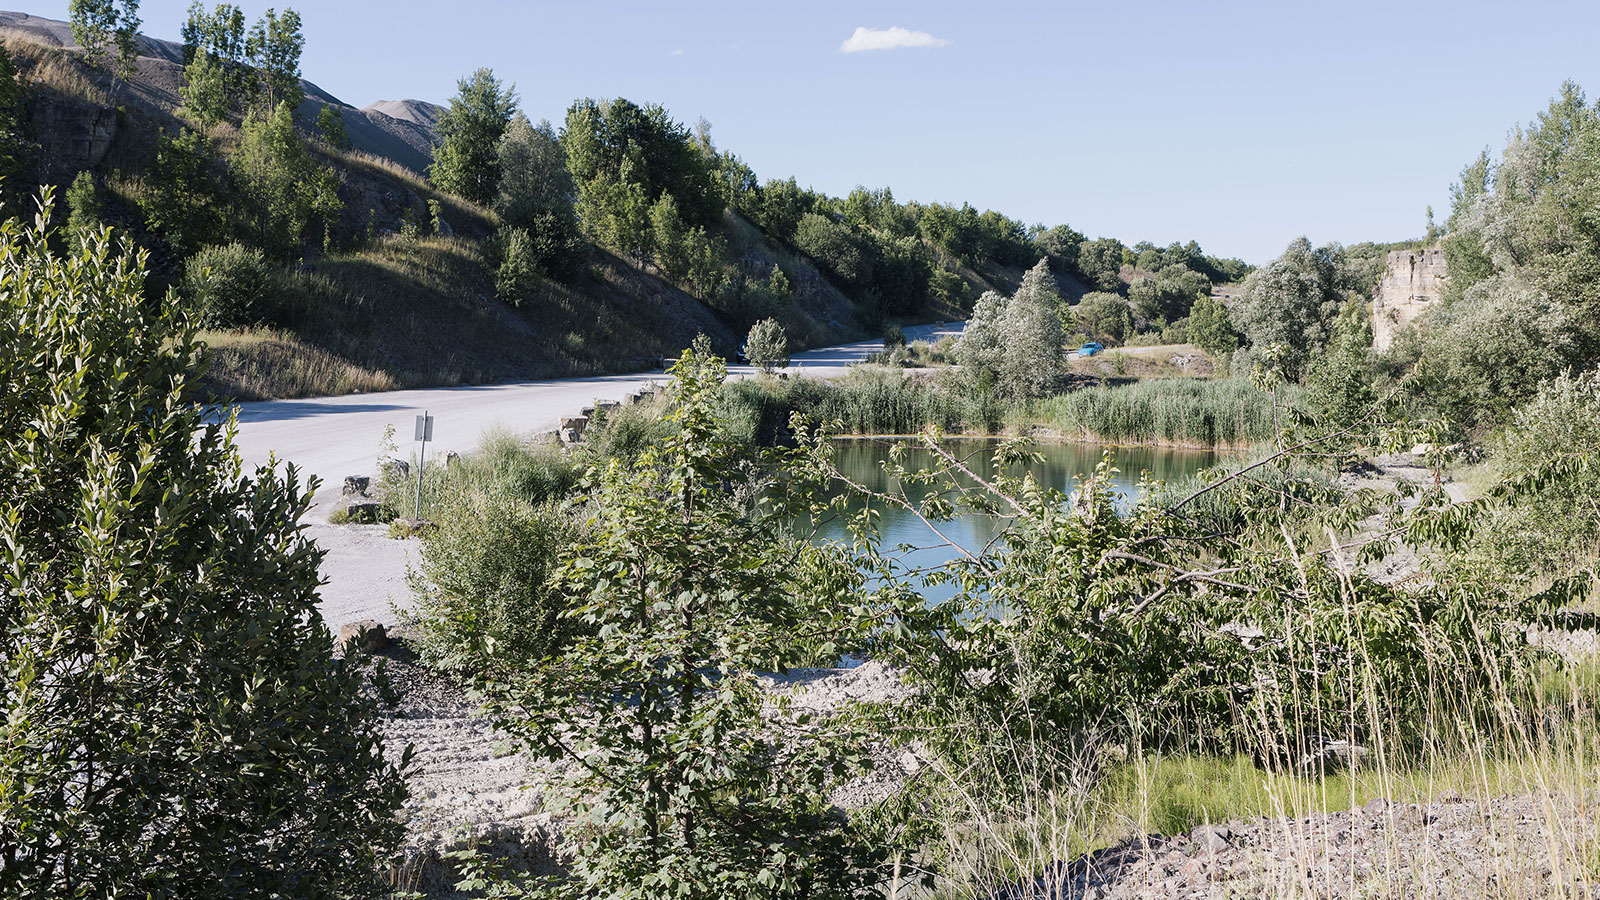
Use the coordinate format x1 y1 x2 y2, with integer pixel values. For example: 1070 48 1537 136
63 170 100 242
1074 291 1133 345
1303 304 1375 433
0 45 23 208
1185 293 1238 356
957 261 1066 401
721 368 1002 440
1128 263 1207 325
232 102 342 258
480 348 888 898
140 127 228 256
492 225 539 307
244 6 303 111
1232 237 1349 381
69 0 141 78
648 190 689 278
0 193 407 897
177 46 227 126
406 433 583 671
564 96 720 254
859 434 1536 795
794 212 869 286
745 316 788 372
315 102 349 149
1407 274 1584 428
1422 82 1600 422
1475 367 1600 578
493 113 584 279
183 241 276 327
1076 237 1127 292
430 67 519 206
180 2 249 99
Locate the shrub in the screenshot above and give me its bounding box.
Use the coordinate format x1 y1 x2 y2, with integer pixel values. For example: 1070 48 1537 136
494 225 539 306
1472 367 1600 579
0 193 406 897
183 242 278 328
745 316 788 373
477 348 890 897
403 432 584 668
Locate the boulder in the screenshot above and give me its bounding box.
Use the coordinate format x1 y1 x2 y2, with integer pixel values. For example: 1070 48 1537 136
343 499 385 524
1300 738 1369 773
1190 824 1232 854
342 475 370 497
339 620 388 652
383 459 411 480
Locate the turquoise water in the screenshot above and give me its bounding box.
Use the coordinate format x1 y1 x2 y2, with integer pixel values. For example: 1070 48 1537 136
802 438 1217 604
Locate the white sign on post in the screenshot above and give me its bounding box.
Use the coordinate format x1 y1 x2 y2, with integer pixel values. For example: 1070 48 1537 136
413 411 434 515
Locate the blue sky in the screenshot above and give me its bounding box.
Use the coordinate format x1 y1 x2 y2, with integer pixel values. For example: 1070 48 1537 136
42 0 1600 262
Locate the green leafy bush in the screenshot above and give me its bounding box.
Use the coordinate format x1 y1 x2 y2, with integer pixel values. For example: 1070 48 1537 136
479 347 890 898
0 193 406 897
183 241 278 328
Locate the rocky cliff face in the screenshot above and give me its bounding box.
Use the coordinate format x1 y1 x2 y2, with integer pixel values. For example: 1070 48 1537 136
1372 248 1446 351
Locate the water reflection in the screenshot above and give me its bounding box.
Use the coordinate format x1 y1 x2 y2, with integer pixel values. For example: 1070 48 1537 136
798 438 1217 605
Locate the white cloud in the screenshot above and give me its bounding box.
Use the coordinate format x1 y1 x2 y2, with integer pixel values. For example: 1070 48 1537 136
671 48 684 56
838 26 950 53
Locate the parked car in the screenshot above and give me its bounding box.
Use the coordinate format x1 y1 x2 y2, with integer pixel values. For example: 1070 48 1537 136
1077 342 1105 357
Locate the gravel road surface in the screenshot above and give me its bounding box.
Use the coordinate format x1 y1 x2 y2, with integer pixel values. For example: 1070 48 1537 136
232 323 964 628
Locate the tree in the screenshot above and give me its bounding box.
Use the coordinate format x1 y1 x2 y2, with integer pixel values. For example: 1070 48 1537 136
69 0 141 79
493 225 539 307
495 113 574 227
0 44 23 205
1075 291 1133 345
1128 263 1208 324
649 191 689 279
430 68 518 206
1232 236 1345 381
232 102 342 257
1186 293 1238 356
563 97 720 232
140 128 228 256
480 345 885 898
745 317 788 372
63 170 100 242
316 103 349 149
0 191 408 897
1077 237 1127 292
180 2 248 99
957 270 1065 400
793 212 869 287
245 6 303 111
178 46 227 126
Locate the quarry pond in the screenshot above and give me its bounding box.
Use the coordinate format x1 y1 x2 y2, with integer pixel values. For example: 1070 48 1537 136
805 438 1219 604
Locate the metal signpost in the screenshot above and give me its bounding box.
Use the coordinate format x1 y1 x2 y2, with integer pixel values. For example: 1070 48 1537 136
414 411 433 516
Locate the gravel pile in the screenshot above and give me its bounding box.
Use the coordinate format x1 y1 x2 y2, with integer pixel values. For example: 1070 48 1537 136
365 639 564 899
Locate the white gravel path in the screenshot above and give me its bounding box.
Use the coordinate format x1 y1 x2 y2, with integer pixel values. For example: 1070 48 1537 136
232 323 965 631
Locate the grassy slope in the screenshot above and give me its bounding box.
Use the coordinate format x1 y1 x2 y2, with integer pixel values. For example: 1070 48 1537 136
0 36 806 401
201 234 738 400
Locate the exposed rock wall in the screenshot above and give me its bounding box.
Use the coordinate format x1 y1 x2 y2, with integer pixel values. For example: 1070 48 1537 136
1372 248 1447 351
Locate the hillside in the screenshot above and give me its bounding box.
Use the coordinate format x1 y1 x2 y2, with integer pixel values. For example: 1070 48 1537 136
0 9 1248 401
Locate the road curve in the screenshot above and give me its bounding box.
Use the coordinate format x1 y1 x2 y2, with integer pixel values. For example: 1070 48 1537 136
233 321 963 499
230 321 964 629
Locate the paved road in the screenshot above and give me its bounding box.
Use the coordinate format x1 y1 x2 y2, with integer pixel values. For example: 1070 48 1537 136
230 321 964 629
233 320 964 501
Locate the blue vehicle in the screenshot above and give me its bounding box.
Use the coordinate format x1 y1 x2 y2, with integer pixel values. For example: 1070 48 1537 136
1077 342 1104 357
